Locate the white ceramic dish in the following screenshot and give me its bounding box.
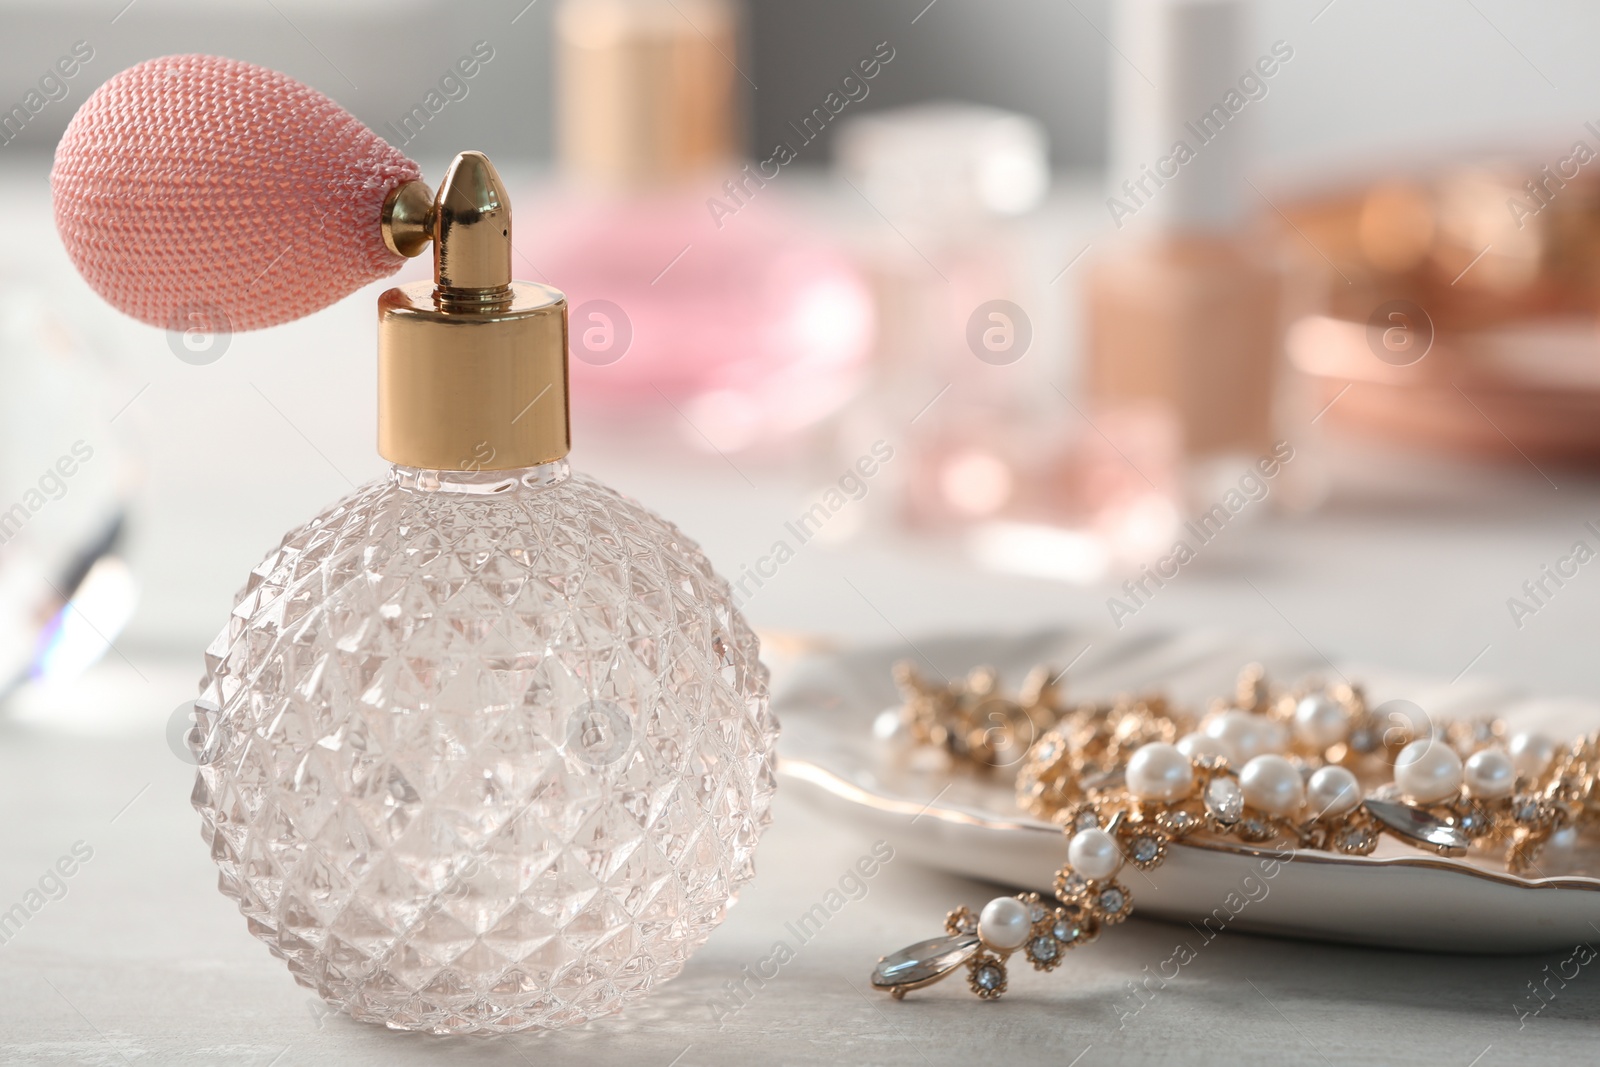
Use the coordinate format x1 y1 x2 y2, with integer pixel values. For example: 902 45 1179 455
774 628 1600 953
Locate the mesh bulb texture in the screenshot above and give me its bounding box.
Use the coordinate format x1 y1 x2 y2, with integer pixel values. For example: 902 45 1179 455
51 54 419 332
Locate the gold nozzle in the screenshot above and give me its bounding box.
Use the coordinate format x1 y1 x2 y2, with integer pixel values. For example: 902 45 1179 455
377 152 571 472
381 178 434 258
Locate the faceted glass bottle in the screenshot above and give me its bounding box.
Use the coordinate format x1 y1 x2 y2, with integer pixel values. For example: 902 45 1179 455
192 460 775 1033
185 148 777 1035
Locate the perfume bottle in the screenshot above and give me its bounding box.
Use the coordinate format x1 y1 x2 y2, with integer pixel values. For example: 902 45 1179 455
0 270 137 692
522 0 875 453
832 103 1182 578
1086 0 1292 502
52 55 776 1034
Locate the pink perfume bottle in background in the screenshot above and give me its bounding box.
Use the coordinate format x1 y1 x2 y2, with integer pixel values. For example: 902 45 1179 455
518 0 874 454
833 104 1182 580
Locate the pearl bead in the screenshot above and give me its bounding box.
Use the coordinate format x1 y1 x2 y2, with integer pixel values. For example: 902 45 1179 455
1306 765 1361 816
1393 739 1463 803
1293 693 1350 749
1203 709 1276 763
977 896 1032 951
1126 742 1196 801
872 708 911 748
1463 747 1515 799
1239 755 1306 815
1545 826 1579 872
1067 827 1124 881
1176 731 1233 763
1507 732 1557 779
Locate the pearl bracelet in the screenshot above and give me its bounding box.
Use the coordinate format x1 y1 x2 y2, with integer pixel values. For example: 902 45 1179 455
871 663 1598 1000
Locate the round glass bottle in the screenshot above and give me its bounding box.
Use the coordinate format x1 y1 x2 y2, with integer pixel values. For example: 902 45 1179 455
189 152 777 1034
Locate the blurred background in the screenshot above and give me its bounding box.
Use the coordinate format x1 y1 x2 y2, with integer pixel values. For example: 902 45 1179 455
5 0 1600 730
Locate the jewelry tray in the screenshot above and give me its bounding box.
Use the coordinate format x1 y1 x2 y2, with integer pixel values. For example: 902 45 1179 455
775 628 1600 953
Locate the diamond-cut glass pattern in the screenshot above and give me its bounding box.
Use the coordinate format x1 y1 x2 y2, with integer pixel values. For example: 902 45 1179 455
192 466 776 1034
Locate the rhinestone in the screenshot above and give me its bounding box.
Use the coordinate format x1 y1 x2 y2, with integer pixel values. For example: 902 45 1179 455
1166 810 1194 831
1052 918 1080 943
1130 835 1161 864
1028 902 1048 923
1075 810 1100 831
1514 798 1541 823
1061 872 1087 895
1206 778 1244 824
1098 887 1126 914
974 962 1004 991
1366 798 1470 852
872 935 981 989
1029 936 1058 962
1336 826 1374 852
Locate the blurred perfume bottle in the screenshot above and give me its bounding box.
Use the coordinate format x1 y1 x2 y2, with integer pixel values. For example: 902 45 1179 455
519 0 874 454
1086 0 1309 507
834 104 1181 580
0 276 138 695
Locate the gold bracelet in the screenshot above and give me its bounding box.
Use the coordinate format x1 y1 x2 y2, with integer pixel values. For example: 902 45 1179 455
872 664 1598 1000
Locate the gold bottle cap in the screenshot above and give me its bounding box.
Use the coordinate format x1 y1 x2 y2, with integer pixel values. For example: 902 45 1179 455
555 0 739 188
376 151 571 471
